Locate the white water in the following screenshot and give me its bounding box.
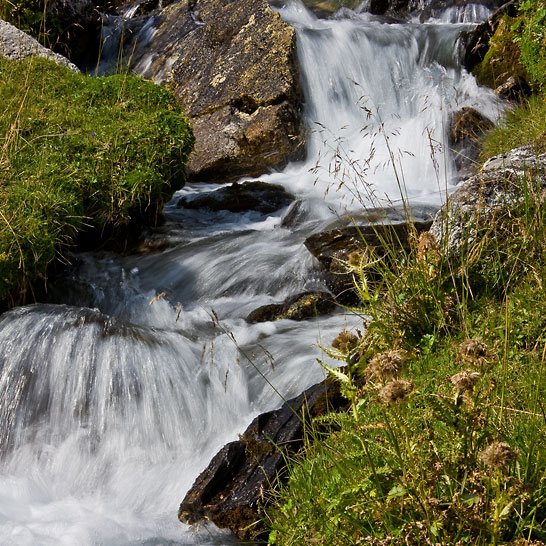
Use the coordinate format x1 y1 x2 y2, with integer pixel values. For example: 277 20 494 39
0 2 502 545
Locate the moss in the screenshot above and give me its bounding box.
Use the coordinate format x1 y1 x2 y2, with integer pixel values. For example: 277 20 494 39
473 15 529 90
0 56 194 304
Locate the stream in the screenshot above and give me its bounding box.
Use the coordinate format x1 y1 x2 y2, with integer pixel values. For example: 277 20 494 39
0 1 502 544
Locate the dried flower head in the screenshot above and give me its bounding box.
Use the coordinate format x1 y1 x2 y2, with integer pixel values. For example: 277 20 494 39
457 339 488 365
347 250 363 268
451 369 480 392
367 349 408 382
379 379 414 404
480 442 517 469
332 330 359 354
416 232 441 264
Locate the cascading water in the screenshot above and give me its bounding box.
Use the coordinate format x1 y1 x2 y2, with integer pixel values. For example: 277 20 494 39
0 1 503 544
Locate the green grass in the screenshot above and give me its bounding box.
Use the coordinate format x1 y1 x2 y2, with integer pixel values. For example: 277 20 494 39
0 56 194 304
265 128 546 544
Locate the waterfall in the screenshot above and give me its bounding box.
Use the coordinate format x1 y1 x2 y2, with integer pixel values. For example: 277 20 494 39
0 2 502 544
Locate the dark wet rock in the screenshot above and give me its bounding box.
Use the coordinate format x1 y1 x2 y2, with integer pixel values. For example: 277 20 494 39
279 199 308 229
176 181 295 214
304 221 432 303
298 0 362 17
179 377 347 541
116 0 303 183
494 74 531 101
448 107 495 176
246 291 336 323
430 145 546 255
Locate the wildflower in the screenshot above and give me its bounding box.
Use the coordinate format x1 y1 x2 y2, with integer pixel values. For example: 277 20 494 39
91 133 96 137
451 369 480 392
457 339 488 365
367 349 408 382
480 442 517 470
379 379 413 404
332 330 359 354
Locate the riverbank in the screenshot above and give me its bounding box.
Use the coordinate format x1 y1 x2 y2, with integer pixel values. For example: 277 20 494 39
264 2 546 542
0 55 194 306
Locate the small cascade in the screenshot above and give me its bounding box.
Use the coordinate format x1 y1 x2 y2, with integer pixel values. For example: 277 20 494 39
0 1 504 544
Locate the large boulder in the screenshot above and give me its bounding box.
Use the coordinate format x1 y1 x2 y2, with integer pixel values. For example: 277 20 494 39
118 0 304 183
179 377 347 541
430 145 546 255
0 19 79 70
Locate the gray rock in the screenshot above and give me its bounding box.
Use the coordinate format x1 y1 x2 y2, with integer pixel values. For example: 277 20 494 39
117 0 304 183
0 18 79 70
430 145 546 254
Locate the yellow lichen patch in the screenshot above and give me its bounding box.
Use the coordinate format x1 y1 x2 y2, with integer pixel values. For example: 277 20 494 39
210 74 226 87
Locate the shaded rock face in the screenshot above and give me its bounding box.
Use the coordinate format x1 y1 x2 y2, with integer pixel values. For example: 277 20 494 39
430 145 546 255
246 291 336 323
117 0 303 183
448 107 495 177
0 18 79 70
176 181 295 214
179 378 347 542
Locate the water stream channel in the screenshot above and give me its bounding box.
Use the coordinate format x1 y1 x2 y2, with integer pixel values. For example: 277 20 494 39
0 1 503 544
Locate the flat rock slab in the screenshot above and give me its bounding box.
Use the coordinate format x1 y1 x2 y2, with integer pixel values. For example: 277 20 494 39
176 181 295 214
179 378 346 541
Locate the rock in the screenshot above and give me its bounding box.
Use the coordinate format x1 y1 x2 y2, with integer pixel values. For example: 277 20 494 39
457 0 520 77
117 0 304 183
176 181 295 214
246 291 336 323
448 107 494 176
304 221 432 303
179 377 347 541
0 19 79 70
430 145 546 255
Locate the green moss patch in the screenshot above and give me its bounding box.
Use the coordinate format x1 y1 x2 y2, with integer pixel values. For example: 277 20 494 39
0 56 194 304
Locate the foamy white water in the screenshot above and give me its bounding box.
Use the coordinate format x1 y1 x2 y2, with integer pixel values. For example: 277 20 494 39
0 2 503 545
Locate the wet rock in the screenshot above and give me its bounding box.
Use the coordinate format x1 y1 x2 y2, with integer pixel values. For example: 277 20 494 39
448 107 495 176
430 145 546 255
179 377 347 541
176 181 295 214
118 0 303 183
279 199 308 229
0 19 79 70
246 291 336 323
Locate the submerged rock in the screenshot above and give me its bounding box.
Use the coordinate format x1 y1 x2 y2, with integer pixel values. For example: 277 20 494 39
246 291 336 323
430 145 546 255
176 181 295 214
179 378 346 541
117 0 304 183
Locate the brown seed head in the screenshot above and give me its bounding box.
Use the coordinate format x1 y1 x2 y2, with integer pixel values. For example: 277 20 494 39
367 349 408 382
451 369 480 392
416 232 441 264
347 250 363 268
379 379 414 404
332 330 359 354
480 442 517 469
457 339 488 365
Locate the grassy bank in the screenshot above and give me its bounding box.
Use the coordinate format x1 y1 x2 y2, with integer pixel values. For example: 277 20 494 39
0 56 194 305
265 3 546 543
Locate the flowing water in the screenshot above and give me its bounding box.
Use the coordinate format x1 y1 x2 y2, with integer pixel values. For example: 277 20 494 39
0 1 502 544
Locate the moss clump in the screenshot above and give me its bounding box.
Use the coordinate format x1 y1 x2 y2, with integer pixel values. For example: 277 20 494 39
0 56 194 304
473 15 529 90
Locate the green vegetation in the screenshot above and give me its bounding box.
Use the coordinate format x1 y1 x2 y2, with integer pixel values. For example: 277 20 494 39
266 168 546 544
265 4 546 540
0 56 194 304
